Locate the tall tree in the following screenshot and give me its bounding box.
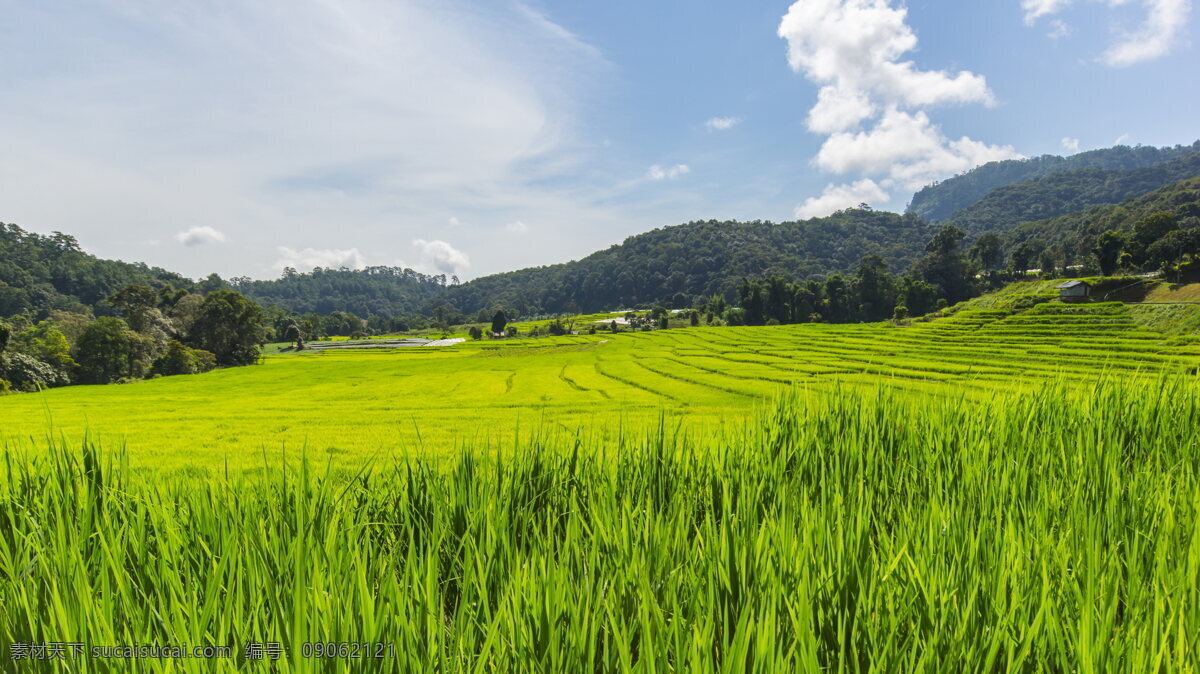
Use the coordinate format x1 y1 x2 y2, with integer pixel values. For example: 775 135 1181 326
1093 230 1127 276
187 290 267 366
491 310 508 336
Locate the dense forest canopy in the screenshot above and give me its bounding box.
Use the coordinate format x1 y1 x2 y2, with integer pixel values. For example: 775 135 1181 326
942 151 1200 235
1000 176 1200 266
231 266 447 317
907 141 1200 222
0 223 205 317
439 210 937 316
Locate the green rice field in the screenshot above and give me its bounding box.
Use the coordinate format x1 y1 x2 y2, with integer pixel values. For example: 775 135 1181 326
2 378 1198 671
1 300 1199 473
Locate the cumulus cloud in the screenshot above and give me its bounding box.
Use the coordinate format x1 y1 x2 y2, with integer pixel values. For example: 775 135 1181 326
705 116 741 131
779 0 1019 217
276 246 366 271
646 164 691 180
504 220 529 233
1022 0 1191 66
176 226 226 247
412 239 470 275
779 0 994 117
1061 137 1081 153
794 179 889 219
447 216 461 227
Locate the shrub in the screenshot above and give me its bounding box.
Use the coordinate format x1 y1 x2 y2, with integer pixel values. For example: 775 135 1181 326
151 341 218 377
1 352 70 391
468 326 483 340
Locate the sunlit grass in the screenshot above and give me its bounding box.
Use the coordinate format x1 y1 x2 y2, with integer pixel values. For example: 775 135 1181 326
2 376 1198 672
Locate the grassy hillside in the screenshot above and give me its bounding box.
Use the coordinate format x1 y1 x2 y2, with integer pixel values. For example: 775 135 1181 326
907 140 1200 221
3 377 1198 671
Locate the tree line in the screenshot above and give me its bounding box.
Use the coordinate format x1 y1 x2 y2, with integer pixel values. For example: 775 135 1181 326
0 285 266 392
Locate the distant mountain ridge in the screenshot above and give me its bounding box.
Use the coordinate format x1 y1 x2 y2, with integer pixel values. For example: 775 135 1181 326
907 141 1200 222
942 150 1200 234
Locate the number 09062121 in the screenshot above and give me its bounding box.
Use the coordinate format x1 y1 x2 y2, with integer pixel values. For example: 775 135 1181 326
300 642 396 659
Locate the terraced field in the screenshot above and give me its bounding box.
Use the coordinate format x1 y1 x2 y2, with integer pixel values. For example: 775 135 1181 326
2 300 1198 472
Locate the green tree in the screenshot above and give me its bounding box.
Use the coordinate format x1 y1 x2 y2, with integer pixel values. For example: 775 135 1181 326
187 290 267 366
968 234 1003 271
1128 211 1178 265
468 326 483 340
0 320 9 353
151 341 218 377
491 311 508 336
913 226 972 303
76 317 154 384
1093 230 1127 276
106 285 158 333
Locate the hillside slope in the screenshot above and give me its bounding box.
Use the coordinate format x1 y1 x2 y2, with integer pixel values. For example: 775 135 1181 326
943 151 1200 234
0 222 198 317
233 266 446 317
439 210 936 315
907 141 1200 222
1004 175 1200 254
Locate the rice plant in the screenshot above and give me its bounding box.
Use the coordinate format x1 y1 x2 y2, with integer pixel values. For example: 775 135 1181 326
2 375 1198 672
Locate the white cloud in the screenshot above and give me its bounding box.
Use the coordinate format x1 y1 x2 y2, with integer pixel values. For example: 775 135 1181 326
276 246 366 271
807 86 876 134
779 0 994 112
1102 0 1192 66
1061 137 1081 153
705 116 741 131
176 226 226 247
412 239 470 275
0 1 616 280
447 216 461 227
1022 0 1191 66
646 164 691 180
1022 0 1073 24
778 1 1018 210
1115 133 1132 144
505 220 529 233
815 109 1018 192
795 179 889 219
1047 19 1072 38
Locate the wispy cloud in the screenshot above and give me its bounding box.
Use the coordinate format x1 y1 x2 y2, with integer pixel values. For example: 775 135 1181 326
0 0 616 279
276 246 366 271
1061 137 1081 153
705 116 742 131
646 164 691 180
1021 0 1192 66
504 221 529 234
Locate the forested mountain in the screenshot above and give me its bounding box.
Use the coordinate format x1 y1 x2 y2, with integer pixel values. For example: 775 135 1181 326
231 266 447 317
439 210 937 315
907 141 1200 222
1002 176 1200 262
0 223 204 318
942 151 1200 234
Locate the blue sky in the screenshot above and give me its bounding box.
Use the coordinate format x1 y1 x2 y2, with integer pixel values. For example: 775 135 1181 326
0 0 1196 280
